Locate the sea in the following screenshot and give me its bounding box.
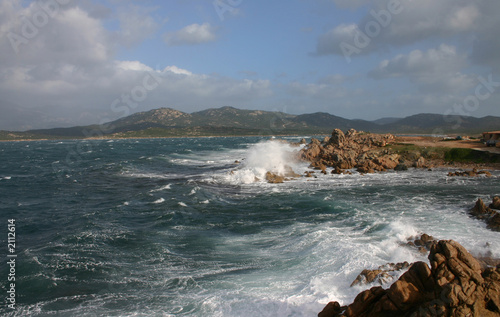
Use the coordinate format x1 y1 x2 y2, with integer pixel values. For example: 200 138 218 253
1 136 499 316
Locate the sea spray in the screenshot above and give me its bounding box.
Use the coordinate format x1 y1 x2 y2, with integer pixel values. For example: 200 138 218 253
229 140 303 183
2 137 500 316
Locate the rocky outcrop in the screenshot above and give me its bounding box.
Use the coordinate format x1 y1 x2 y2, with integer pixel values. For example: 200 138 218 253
394 163 409 171
491 197 500 210
265 172 285 183
404 233 437 255
470 198 500 231
448 168 492 177
413 157 427 168
351 262 411 287
318 240 500 317
264 165 302 183
299 129 396 174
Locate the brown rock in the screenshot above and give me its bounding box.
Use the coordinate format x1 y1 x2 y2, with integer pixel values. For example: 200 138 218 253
394 163 408 171
351 262 411 287
320 240 500 317
404 233 437 255
448 169 492 177
300 129 396 173
375 155 399 170
329 129 346 147
470 198 494 219
304 171 315 178
331 167 344 175
413 156 426 168
265 172 284 183
490 196 500 210
318 301 343 317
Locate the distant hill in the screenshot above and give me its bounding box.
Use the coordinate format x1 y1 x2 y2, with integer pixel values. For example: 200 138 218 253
372 117 402 125
381 114 500 134
1 107 499 140
291 112 381 132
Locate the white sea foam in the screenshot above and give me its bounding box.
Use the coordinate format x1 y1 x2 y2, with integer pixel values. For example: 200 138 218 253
150 184 172 192
153 198 165 204
222 140 305 184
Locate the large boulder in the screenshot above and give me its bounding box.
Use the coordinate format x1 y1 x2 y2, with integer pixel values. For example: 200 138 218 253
413 157 426 168
375 154 400 170
265 172 284 183
490 196 500 210
469 198 500 231
318 239 500 317
299 129 396 171
329 129 346 147
350 262 411 287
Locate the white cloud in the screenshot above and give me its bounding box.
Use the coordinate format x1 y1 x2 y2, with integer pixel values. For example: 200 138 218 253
315 0 488 58
316 23 359 56
116 5 160 47
0 2 272 130
369 44 474 93
164 23 218 46
163 66 192 76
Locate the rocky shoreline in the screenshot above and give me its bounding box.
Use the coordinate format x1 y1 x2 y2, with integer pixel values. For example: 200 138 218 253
298 128 499 175
260 129 499 183
300 129 500 316
318 238 500 317
470 197 500 232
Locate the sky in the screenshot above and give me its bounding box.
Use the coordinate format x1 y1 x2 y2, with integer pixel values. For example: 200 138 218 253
1 0 499 130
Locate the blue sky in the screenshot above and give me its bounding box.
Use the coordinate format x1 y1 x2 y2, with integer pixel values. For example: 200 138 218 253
1 0 499 130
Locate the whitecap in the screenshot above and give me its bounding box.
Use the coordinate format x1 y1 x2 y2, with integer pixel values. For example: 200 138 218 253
153 198 165 204
150 184 172 192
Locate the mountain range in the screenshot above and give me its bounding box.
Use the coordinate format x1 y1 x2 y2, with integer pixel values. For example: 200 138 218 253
1 106 499 140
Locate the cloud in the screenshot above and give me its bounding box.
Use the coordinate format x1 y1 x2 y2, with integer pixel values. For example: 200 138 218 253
116 5 160 47
469 1 500 70
0 2 271 130
316 23 360 56
369 44 474 93
315 0 489 59
164 23 218 46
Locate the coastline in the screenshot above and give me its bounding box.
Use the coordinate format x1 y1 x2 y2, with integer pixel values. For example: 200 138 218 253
3 133 500 173
318 238 500 317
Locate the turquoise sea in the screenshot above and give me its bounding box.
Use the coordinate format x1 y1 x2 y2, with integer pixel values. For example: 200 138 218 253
1 137 499 316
